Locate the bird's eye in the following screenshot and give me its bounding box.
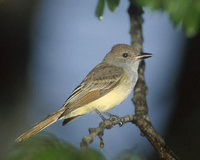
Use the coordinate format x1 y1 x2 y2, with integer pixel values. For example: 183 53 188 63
122 53 128 58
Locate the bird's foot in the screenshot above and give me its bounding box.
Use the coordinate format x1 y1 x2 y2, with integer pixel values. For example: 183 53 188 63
104 112 123 127
95 109 107 121
95 109 123 127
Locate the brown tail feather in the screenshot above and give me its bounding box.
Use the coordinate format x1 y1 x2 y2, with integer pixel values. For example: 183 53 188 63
15 108 65 143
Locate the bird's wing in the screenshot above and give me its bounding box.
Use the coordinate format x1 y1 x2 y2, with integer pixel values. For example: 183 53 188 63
59 62 125 118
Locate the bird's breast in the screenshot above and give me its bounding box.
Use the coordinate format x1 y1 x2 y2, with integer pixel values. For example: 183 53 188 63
90 81 133 112
88 71 136 113
67 72 138 117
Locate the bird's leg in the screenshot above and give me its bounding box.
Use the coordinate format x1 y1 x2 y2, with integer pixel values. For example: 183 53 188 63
104 112 123 127
95 109 106 121
95 109 123 127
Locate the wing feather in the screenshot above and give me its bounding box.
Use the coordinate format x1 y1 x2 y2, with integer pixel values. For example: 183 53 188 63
60 62 124 118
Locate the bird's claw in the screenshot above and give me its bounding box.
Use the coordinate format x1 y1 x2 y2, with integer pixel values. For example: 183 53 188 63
95 110 124 127
104 112 123 127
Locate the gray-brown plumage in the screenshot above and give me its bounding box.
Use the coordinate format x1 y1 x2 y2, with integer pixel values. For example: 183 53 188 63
16 44 152 143
59 62 124 117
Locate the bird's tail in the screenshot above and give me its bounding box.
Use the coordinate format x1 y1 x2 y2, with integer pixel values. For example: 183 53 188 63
15 107 65 143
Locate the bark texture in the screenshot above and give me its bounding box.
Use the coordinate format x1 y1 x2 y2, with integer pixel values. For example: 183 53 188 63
128 3 179 160
81 2 179 160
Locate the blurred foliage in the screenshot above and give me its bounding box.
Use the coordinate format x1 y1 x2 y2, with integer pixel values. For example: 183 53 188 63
96 0 105 20
134 0 200 36
95 0 200 37
7 134 105 160
113 151 146 160
6 133 145 160
96 0 120 20
107 0 120 12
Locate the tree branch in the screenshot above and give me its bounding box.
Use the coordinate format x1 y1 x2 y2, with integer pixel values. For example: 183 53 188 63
128 2 179 160
80 114 134 149
81 2 179 160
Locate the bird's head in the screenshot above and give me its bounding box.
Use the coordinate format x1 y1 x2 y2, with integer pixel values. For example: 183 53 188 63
103 44 152 71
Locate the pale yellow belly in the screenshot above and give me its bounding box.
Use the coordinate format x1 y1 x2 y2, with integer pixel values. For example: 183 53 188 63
67 83 132 117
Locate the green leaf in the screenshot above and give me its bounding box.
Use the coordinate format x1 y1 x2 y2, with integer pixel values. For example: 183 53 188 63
135 0 200 37
7 134 105 160
107 0 120 12
96 0 105 20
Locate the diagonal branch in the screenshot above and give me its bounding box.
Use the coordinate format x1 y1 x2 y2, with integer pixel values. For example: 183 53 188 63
128 2 179 160
81 2 179 160
80 114 134 149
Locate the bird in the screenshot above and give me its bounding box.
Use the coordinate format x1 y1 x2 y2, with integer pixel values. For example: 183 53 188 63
16 44 152 143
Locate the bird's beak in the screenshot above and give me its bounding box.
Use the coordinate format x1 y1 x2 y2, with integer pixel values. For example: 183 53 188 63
131 53 152 61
